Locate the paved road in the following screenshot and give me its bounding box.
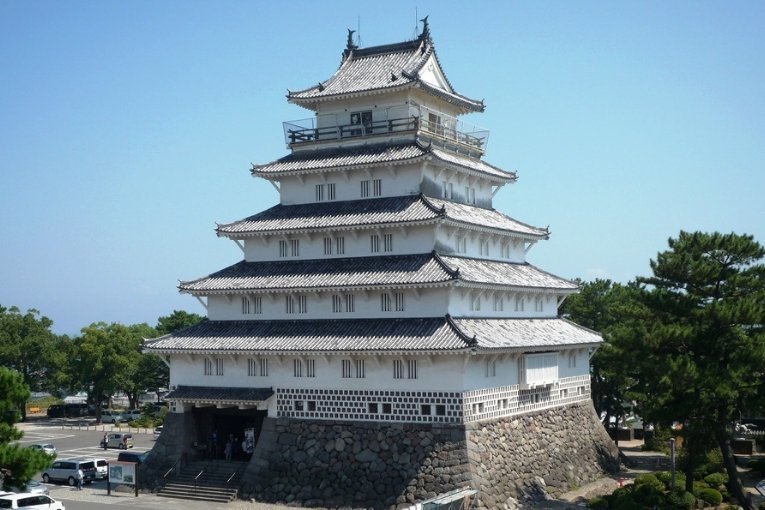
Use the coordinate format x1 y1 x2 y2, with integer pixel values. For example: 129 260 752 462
15 419 295 510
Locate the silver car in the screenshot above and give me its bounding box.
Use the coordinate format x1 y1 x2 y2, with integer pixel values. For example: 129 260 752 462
7 480 48 496
41 459 96 486
27 444 56 456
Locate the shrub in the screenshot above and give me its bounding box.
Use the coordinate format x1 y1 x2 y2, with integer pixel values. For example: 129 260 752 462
697 488 723 506
655 471 687 491
703 472 728 489
635 473 665 492
589 496 609 510
633 483 663 503
666 489 696 510
612 499 642 510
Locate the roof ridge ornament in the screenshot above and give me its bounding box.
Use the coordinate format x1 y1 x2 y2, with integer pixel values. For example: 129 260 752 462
346 29 358 51
419 16 430 41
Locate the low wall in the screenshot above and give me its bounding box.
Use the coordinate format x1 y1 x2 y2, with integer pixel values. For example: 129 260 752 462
239 401 619 509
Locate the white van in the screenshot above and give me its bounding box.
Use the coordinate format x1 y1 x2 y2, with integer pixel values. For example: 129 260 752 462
0 493 65 509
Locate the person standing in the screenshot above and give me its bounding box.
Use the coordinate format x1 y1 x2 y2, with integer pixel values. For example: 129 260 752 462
76 468 84 490
102 432 108 450
224 439 232 461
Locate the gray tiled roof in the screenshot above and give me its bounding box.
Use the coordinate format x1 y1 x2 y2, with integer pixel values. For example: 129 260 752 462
288 38 483 113
164 385 274 403
454 318 601 350
440 256 578 291
179 253 456 294
216 195 441 236
250 141 515 181
143 317 601 354
215 195 547 240
179 254 576 294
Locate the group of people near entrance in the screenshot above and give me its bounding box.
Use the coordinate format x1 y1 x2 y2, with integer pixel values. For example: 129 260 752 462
207 429 254 461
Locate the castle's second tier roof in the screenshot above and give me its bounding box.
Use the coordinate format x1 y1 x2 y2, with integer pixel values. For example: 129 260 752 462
178 253 578 295
250 141 515 182
287 36 484 114
143 316 601 355
216 195 548 240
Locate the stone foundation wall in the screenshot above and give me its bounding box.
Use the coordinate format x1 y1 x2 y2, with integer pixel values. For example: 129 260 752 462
239 401 619 509
140 412 198 488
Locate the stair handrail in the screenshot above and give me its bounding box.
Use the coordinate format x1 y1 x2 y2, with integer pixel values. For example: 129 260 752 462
163 455 182 479
194 469 204 496
226 471 239 484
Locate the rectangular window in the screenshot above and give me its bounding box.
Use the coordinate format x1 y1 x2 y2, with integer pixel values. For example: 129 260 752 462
515 296 525 312
465 187 476 204
247 358 257 376
355 359 365 378
369 403 379 413
297 295 307 313
442 181 453 199
568 353 577 368
421 404 431 416
361 180 370 198
290 239 300 256
470 296 481 312
279 240 288 257
345 294 355 312
259 358 269 377
204 358 213 376
332 295 342 313
535 297 544 312
480 240 490 256
370 234 380 253
494 296 504 312
350 110 373 135
306 359 315 378
456 237 467 254
373 178 382 196
394 292 405 311
295 400 304 411
241 296 262 315
307 401 316 411
215 358 224 376
381 293 392 312
327 183 336 200
486 359 496 377
393 359 404 379
383 233 393 252
293 359 303 377
501 243 511 259
315 184 324 201
407 359 418 379
285 295 295 314
341 359 352 378
436 405 446 416
382 403 392 414
335 236 345 254
324 237 333 255
241 297 251 314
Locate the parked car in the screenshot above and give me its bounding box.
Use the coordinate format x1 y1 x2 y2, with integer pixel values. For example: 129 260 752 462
123 409 142 421
101 433 133 449
93 458 108 479
117 451 149 464
0 493 65 510
6 480 48 496
41 458 97 485
100 410 125 424
27 443 56 456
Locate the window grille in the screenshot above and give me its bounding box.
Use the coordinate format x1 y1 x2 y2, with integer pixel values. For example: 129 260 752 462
355 359 365 378
279 240 288 257
486 359 496 377
253 296 262 314
324 237 333 255
360 180 370 198
345 294 355 312
293 359 303 377
247 358 256 376
470 296 481 312
341 359 352 378
395 292 405 311
241 297 251 314
501 243 511 258
215 358 224 376
370 234 380 253
456 237 467 254
290 239 299 256
315 184 324 201
480 240 489 256
381 293 391 311
297 295 307 313
327 183 336 200
393 359 404 379
332 295 342 313
383 233 393 252
306 359 315 378
204 358 213 376
407 359 418 379
259 358 269 376
373 178 382 196
442 181 453 199
535 297 543 312
335 236 345 254
285 296 295 314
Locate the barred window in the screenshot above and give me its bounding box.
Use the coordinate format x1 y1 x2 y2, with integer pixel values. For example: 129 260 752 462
442 181 453 199
465 186 476 204
480 240 490 256
327 183 336 200
394 292 405 311
293 359 303 377
297 295 307 313
407 359 418 379
204 358 213 376
241 297 251 314
383 233 393 252
335 236 345 254
393 359 404 379
456 237 467 254
535 297 544 312
345 294 355 312
285 295 295 314
306 359 315 378
242 296 262 315
215 358 224 376
247 358 257 376
279 240 288 257
370 234 380 253
486 359 496 377
315 184 324 201
332 295 342 313
259 358 269 376
324 237 333 255
501 243 511 258
360 180 370 198
290 239 300 256
355 359 365 378
341 359 352 378
381 293 392 312
373 178 382 196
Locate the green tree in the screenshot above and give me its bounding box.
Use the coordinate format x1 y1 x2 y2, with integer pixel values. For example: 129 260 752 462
631 231 765 506
0 368 52 489
156 310 204 335
0 306 59 419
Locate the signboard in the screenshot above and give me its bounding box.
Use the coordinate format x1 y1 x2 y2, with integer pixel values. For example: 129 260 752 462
109 461 136 485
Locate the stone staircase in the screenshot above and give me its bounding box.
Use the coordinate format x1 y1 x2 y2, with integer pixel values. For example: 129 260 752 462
158 459 247 503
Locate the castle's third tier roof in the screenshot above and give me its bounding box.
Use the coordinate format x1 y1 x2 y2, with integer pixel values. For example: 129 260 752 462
251 141 515 182
287 36 484 114
178 253 577 295
143 316 601 355
216 195 548 239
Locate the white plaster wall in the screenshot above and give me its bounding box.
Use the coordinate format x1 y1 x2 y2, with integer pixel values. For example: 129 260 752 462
558 348 589 379
313 92 412 123
434 228 527 263
207 286 449 321
447 289 559 318
462 354 520 390
243 224 436 262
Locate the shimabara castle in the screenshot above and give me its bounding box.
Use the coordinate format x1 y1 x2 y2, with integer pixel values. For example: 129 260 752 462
143 19 619 510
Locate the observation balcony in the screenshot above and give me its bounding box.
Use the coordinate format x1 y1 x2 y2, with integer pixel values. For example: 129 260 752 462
283 105 490 157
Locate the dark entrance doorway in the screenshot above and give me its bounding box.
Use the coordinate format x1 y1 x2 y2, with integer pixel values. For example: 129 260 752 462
192 407 267 460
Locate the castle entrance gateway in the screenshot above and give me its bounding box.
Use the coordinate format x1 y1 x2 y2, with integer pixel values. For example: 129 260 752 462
164 385 272 459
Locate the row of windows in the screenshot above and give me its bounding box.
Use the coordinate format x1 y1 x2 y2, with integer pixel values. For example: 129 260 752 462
442 181 477 205
469 295 547 312
278 233 393 258
241 293 405 315
313 179 383 202
456 237 517 258
207 357 418 379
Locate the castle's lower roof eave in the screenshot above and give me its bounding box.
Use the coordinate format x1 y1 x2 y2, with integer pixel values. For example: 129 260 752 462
164 385 274 405
143 317 601 355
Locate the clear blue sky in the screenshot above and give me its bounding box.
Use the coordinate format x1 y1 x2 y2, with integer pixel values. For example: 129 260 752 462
2 1 763 336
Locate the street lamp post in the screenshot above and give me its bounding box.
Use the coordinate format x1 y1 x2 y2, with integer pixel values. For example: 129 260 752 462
669 437 676 490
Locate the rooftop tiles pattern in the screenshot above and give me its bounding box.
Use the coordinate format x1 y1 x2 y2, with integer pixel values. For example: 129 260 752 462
164 385 274 403
440 256 579 291
250 141 515 181
144 317 600 354
179 253 455 294
428 197 548 238
288 37 483 112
